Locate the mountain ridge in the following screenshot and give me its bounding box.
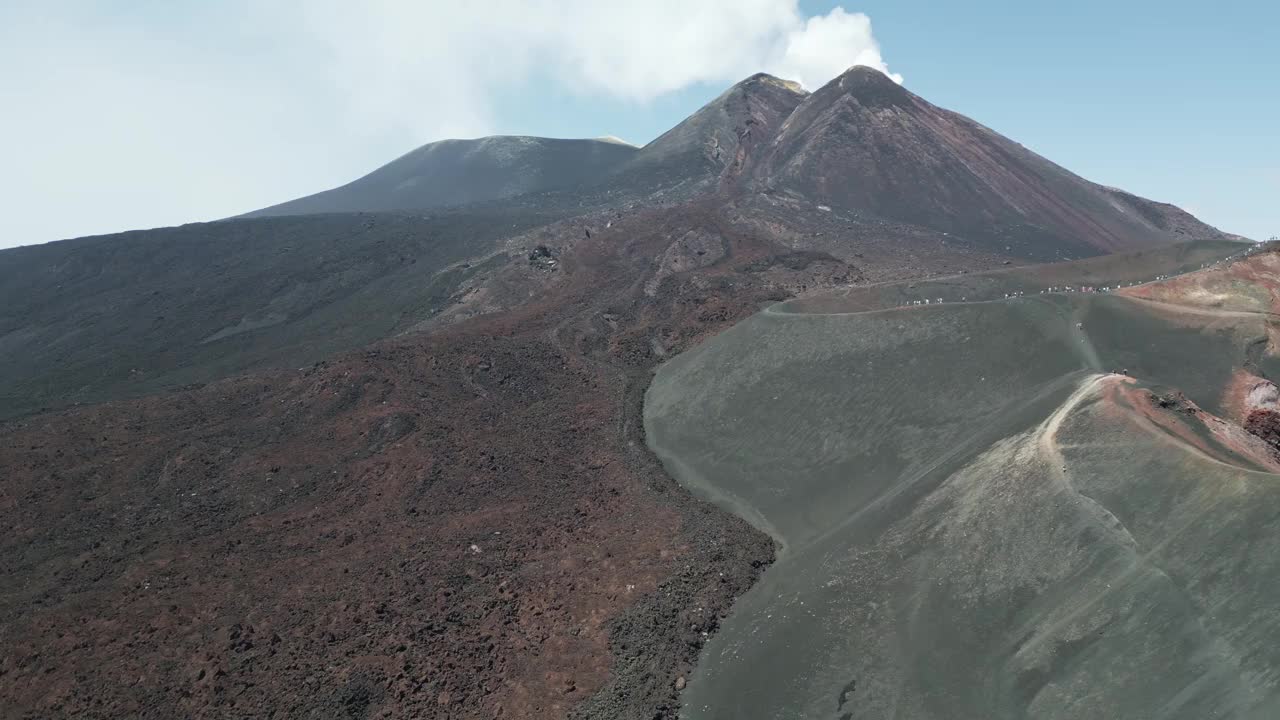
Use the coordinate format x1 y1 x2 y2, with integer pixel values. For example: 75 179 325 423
751 65 1226 255
244 66 1229 257
245 135 638 218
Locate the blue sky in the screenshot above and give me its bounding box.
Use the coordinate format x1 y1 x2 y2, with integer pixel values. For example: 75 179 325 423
837 0 1277 241
496 0 1278 241
1 1 1275 246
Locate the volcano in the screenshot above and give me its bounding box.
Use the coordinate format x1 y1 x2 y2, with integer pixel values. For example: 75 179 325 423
753 67 1221 256
0 67 1254 720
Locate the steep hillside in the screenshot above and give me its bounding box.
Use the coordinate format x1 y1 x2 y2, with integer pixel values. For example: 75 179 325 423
754 66 1227 257
0 208 569 419
243 68 1226 261
246 136 637 217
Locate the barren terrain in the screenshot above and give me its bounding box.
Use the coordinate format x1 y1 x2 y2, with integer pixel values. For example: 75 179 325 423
0 65 1242 719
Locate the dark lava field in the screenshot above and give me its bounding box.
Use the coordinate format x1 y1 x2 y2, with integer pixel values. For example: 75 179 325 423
1 66 1269 720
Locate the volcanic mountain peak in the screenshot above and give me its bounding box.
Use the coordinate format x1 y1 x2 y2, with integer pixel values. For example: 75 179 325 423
246 134 637 217
736 72 807 96
594 135 638 146
755 68 1225 256
622 70 808 179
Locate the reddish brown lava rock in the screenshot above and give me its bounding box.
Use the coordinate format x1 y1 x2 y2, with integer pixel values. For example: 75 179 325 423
1245 410 1280 452
0 200 915 720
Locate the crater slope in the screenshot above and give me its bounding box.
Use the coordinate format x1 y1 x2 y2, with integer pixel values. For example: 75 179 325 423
645 241 1280 719
753 67 1227 257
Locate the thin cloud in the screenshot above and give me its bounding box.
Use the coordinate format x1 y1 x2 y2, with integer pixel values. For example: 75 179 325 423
291 0 899 135
0 1 897 247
